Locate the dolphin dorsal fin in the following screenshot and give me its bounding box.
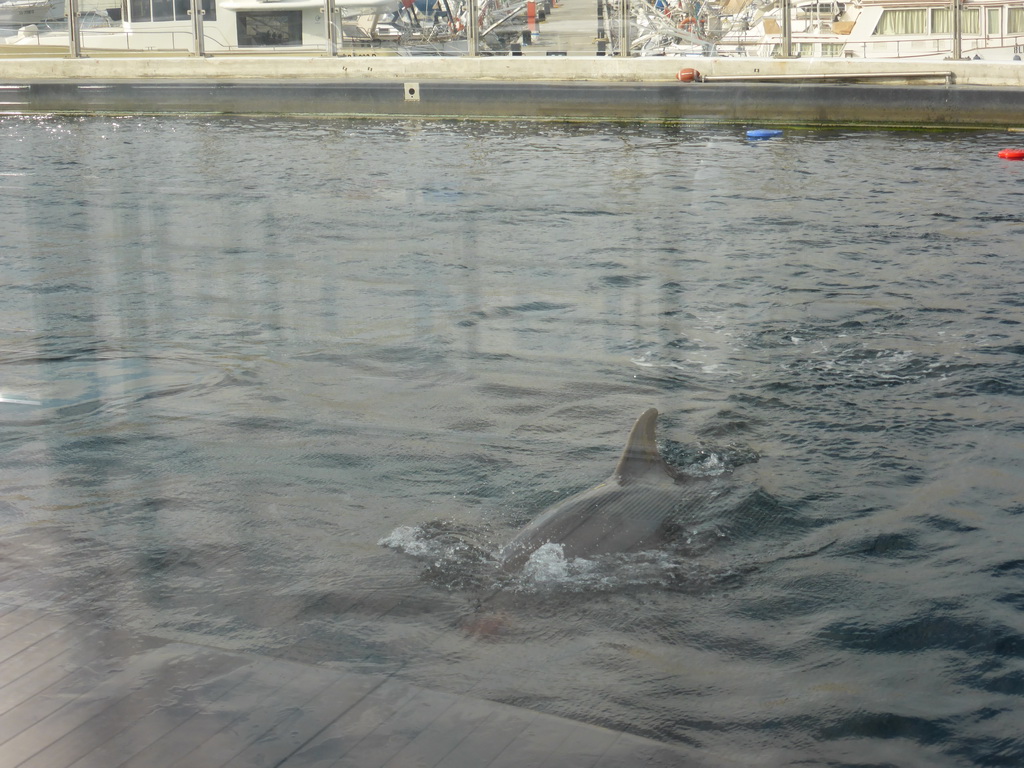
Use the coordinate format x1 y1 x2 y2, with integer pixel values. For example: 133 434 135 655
613 408 671 481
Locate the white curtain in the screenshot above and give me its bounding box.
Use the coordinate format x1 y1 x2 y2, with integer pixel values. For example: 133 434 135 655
932 8 951 34
1009 7 1024 34
873 9 927 35
963 8 980 34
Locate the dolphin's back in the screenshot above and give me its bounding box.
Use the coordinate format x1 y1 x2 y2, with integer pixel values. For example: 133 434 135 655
498 409 698 571
500 481 686 568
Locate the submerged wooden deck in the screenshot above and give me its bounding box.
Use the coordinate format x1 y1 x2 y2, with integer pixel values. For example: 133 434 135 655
0 601 695 768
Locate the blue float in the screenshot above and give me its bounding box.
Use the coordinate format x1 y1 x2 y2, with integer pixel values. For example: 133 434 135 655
747 129 783 140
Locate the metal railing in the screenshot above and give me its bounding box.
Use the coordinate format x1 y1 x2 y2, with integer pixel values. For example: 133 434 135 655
5 0 1024 60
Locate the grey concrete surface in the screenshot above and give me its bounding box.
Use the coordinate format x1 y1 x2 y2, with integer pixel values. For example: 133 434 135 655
2 77 1024 127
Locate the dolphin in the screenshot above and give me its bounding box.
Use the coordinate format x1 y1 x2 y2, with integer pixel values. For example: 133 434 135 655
498 408 709 571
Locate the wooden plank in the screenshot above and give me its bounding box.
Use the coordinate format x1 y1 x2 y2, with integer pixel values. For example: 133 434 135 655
377 694 497 768
595 734 700 768
485 712 583 768
537 720 619 767
64 653 303 768
0 624 105 718
0 630 168 744
0 603 698 768
328 685 459 768
0 617 92 689
0 606 77 656
420 707 536 768
0 644 249 768
217 671 386 768
275 678 423 768
118 659 337 768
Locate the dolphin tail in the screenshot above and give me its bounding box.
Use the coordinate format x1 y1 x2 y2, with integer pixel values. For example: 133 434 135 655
613 408 674 481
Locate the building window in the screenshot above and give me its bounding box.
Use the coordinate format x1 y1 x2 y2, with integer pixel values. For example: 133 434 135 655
237 11 303 46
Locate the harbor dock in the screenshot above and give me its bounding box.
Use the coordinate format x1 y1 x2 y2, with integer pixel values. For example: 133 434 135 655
3 59 1024 127
2 0 1024 127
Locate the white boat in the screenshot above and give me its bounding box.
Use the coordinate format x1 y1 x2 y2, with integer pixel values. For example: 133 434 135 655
1 0 526 52
0 0 62 25
3 0 405 51
634 0 1024 60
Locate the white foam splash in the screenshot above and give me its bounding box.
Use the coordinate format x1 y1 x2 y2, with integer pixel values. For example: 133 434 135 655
377 525 432 557
520 542 599 585
684 453 727 477
521 542 571 581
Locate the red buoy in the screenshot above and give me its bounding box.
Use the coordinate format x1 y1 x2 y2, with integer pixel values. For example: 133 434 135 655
998 148 1024 160
676 68 701 83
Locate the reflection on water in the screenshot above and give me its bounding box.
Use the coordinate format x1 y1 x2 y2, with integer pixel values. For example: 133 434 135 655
2 115 1024 765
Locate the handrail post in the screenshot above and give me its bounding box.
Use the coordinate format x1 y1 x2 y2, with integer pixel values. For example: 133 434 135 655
619 0 630 56
780 0 793 57
467 0 479 56
190 0 207 56
951 0 962 59
67 0 83 57
324 0 338 55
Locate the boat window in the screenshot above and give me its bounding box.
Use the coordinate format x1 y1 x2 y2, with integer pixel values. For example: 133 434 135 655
237 10 303 46
128 0 216 22
930 8 948 33
932 7 980 34
873 9 927 35
963 8 980 33
1009 6 1024 33
129 0 170 21
152 0 174 21
129 0 147 22
987 7 1000 35
821 42 844 56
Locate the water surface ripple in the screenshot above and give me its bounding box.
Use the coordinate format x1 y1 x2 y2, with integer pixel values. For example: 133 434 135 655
2 116 1023 766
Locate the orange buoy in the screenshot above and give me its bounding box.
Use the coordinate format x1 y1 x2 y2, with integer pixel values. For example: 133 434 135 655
676 68 701 83
998 148 1024 160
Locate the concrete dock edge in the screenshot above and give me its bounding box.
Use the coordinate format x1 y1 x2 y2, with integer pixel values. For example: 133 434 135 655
3 48 1024 126
2 74 1024 127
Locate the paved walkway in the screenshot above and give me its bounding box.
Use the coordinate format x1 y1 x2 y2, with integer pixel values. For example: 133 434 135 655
522 0 602 56
0 601 696 768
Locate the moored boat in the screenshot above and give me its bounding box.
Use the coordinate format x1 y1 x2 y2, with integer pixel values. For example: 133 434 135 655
724 0 1024 59
0 0 63 25
633 0 1024 59
0 0 529 53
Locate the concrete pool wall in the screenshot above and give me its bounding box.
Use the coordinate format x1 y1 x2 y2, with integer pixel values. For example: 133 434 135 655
2 55 1024 127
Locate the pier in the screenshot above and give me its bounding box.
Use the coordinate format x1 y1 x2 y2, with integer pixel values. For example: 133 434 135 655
1 0 1024 126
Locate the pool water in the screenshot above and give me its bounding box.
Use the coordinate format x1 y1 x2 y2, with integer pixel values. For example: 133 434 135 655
2 116 1023 766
